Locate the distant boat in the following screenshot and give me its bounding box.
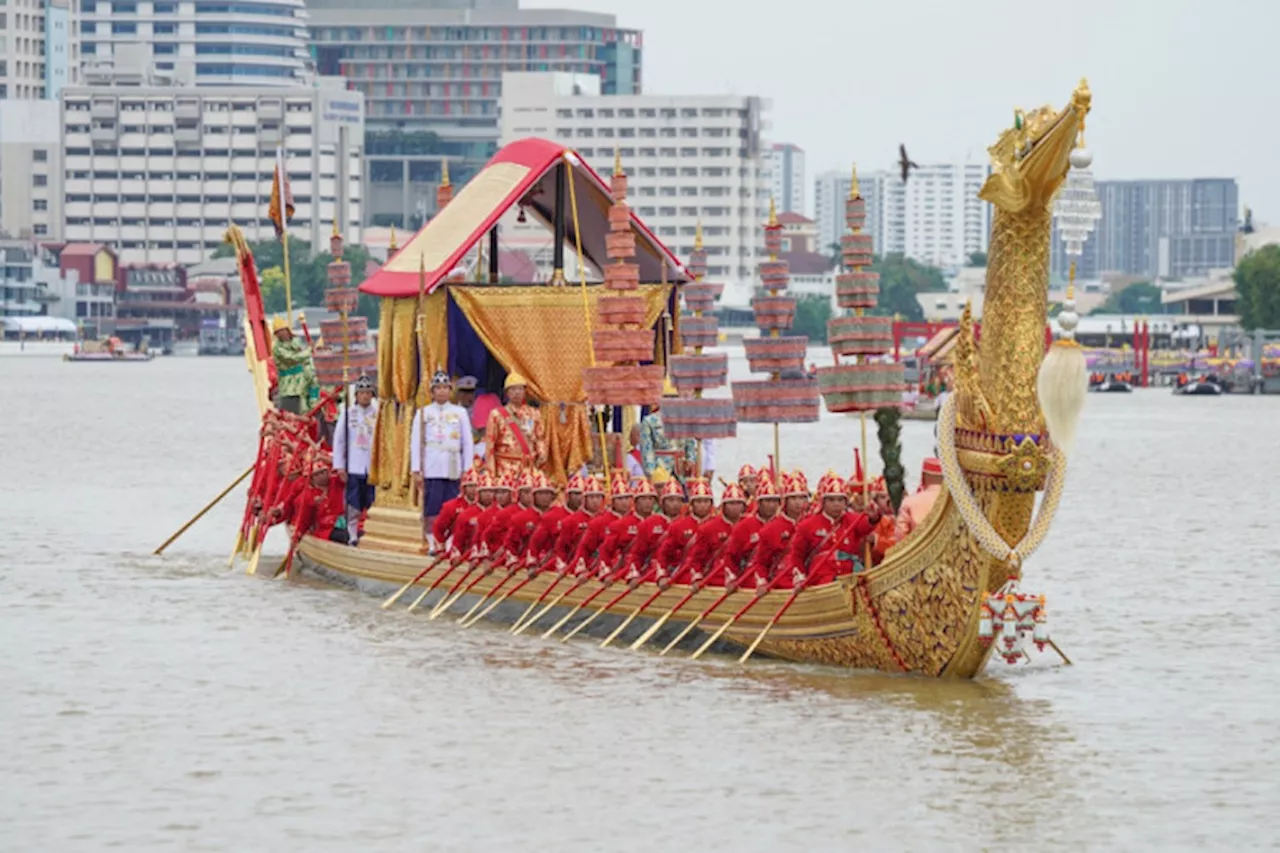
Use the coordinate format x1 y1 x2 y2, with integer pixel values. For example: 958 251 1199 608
1174 378 1222 396
63 337 154 363
1091 379 1132 393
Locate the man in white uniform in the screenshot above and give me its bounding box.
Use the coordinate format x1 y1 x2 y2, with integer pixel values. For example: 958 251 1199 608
332 374 379 545
411 371 474 549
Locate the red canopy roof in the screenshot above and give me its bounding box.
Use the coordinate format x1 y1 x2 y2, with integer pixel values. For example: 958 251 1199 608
359 137 690 298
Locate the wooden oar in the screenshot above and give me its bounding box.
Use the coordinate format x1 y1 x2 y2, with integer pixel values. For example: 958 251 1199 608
600 582 669 649
227 530 245 568
426 560 488 619
154 464 255 555
432 564 495 621
658 584 743 656
457 566 517 624
405 556 465 612
512 574 591 636
245 542 264 576
628 582 702 651
509 570 565 634
690 575 784 661
381 553 448 609
539 575 611 639
736 585 804 663
560 574 642 643
462 570 540 628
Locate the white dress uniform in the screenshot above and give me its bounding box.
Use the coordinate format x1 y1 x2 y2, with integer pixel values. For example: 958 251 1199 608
410 402 474 481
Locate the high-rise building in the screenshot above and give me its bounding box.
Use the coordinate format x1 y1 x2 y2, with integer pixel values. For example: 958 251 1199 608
80 0 311 88
307 0 642 227
1051 177 1239 280
60 72 364 265
499 71 768 300
813 168 849 257
765 142 803 215
1 0 79 99
0 100 63 239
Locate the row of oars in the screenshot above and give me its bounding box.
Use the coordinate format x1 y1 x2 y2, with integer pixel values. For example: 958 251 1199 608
376 553 808 663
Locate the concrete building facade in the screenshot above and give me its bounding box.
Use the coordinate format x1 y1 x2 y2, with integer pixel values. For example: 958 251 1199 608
79 0 311 88
499 71 769 296
764 142 803 215
60 76 364 265
1051 177 1240 281
0 100 63 239
1 0 79 99
307 0 642 227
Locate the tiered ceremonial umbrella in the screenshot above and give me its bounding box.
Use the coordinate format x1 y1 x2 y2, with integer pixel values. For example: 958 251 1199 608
581 152 666 476
662 221 736 473
815 166 905 497
732 199 821 474
316 224 376 390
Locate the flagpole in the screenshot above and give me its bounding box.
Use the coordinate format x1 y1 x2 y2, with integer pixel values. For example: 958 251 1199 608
282 229 293 325
273 145 294 324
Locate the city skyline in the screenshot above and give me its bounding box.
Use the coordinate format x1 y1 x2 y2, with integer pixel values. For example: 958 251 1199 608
526 0 1278 223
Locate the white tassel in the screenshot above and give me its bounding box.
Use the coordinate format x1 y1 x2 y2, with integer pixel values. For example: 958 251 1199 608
1037 340 1087 457
1038 277 1087 457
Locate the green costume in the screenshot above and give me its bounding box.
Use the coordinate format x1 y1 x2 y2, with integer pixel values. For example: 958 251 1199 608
639 409 697 478
273 336 317 411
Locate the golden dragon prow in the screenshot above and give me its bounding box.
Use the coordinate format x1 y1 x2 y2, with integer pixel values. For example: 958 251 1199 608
760 81 1091 677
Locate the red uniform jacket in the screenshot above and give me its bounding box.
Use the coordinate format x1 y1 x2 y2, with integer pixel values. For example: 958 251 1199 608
743 514 799 587
481 503 521 556
312 479 347 540
568 509 622 572
623 512 677 579
676 513 735 584
501 506 545 562
523 506 567 568
598 511 645 573
432 496 472 547
450 502 488 557
651 513 702 578
804 511 878 586
554 509 594 567
710 514 767 586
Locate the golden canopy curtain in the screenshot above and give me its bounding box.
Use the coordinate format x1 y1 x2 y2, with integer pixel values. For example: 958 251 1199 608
448 284 671 479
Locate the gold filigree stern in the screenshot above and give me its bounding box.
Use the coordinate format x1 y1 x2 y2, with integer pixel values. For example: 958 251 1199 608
979 80 1091 214
952 301 993 430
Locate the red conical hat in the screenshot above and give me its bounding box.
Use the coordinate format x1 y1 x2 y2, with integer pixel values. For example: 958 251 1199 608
737 464 758 481
660 479 685 499
632 477 657 498
720 483 747 504
566 473 585 493
583 474 606 496
609 473 633 497
786 470 810 497
687 478 713 499
818 470 847 498
754 472 780 498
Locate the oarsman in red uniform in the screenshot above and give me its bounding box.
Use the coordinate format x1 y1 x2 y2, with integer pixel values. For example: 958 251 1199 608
742 471 810 588
501 471 557 566
777 472 881 589
623 477 685 583
598 477 655 576
567 475 632 573
649 478 713 585
805 489 891 587
267 441 313 531
430 466 480 554
554 475 603 570
474 474 517 559
675 483 746 586
738 464 759 499
525 474 580 569
291 451 347 543
710 473 781 588
450 471 496 558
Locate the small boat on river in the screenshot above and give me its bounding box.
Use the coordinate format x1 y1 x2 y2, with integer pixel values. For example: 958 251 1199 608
64 337 154 362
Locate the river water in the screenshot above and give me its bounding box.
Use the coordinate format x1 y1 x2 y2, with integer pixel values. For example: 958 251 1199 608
2 355 1277 851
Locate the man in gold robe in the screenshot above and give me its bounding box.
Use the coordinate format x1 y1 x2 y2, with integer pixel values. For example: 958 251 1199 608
484 373 547 480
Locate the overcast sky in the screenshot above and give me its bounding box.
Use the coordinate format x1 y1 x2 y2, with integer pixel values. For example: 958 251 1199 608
527 0 1277 223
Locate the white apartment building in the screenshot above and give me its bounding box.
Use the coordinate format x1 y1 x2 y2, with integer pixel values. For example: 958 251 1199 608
814 167 851 256
1 0 79 100
818 164 991 269
765 142 804 215
0 100 62 239
499 71 770 290
60 77 364 265
80 0 310 88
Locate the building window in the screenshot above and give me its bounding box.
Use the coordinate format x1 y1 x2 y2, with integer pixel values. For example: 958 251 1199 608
33 149 48 163
33 199 48 211
33 224 48 235
32 175 47 187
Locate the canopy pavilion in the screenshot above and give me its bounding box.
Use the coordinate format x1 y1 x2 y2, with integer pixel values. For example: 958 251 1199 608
356 138 692 553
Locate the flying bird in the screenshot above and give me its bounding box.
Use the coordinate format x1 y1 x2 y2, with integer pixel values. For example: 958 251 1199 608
899 144 920 183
